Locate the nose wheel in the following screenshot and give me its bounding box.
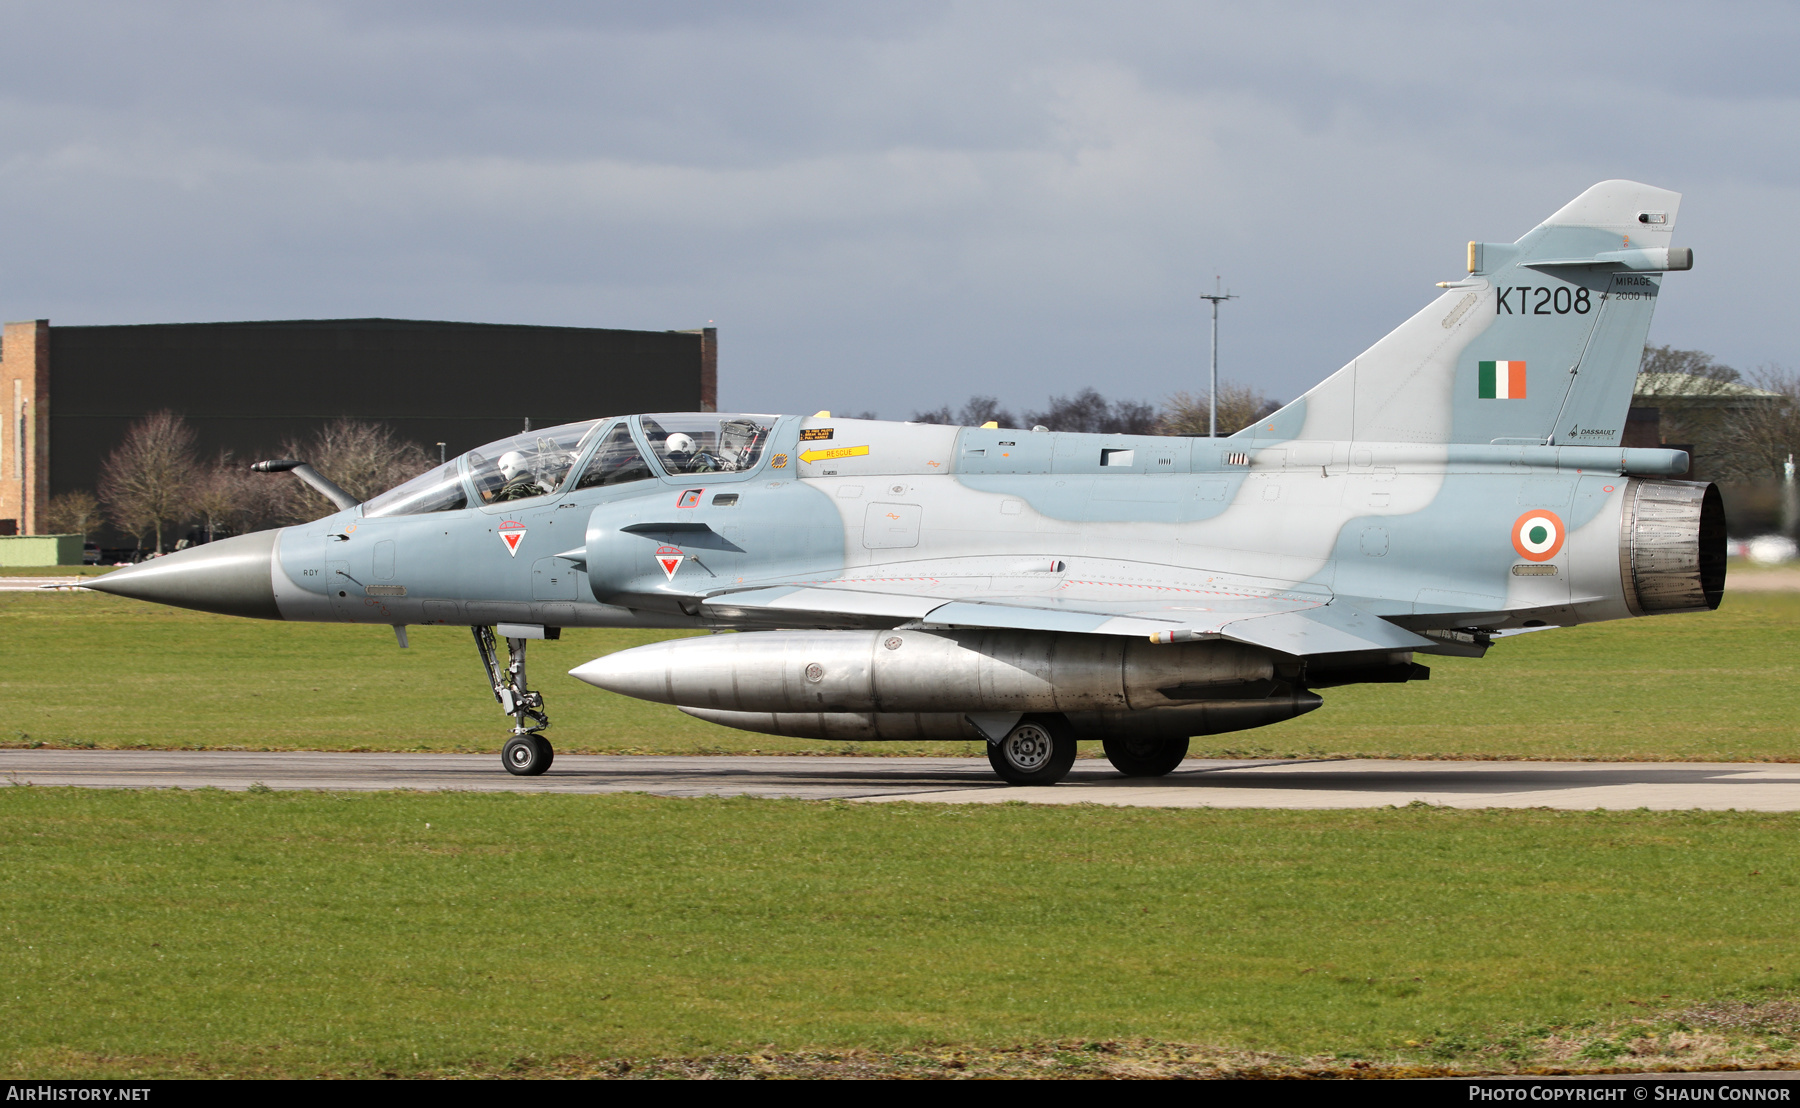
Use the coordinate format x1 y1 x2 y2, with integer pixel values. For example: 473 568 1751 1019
474 626 554 776
502 734 554 776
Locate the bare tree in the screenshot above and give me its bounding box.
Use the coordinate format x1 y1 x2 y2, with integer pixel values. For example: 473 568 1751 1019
913 388 1274 436
1159 384 1282 437
188 463 237 544
1023 389 1159 434
1109 399 1159 435
1025 388 1111 433
99 410 197 554
228 465 295 533
1631 345 1798 479
1641 344 1740 384
1636 344 1742 450
273 419 434 521
42 490 101 540
1704 365 1800 482
912 396 1017 428
189 451 284 541
956 397 1015 428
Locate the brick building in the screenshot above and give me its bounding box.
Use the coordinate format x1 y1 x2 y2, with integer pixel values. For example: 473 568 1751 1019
0 317 718 535
0 321 49 536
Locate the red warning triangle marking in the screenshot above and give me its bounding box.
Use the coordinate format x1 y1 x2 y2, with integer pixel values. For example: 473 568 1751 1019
655 544 684 580
498 522 526 557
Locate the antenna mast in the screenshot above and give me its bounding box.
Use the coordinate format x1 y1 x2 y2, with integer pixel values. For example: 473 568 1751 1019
1198 277 1238 438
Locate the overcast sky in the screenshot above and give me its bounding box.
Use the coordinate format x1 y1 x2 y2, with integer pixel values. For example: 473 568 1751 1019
2 1 1795 418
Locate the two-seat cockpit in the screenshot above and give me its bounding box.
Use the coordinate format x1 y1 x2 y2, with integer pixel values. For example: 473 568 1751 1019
341 412 776 775
358 413 776 519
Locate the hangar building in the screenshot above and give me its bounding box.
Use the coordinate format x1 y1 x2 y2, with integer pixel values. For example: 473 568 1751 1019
0 317 717 535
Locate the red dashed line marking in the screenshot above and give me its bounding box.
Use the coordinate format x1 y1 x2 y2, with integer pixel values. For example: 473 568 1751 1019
1062 578 1290 599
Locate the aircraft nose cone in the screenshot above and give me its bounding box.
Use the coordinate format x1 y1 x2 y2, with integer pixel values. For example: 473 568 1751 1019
569 642 681 704
85 530 283 620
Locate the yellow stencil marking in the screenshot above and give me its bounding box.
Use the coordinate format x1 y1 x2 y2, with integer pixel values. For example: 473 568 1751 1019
799 445 870 463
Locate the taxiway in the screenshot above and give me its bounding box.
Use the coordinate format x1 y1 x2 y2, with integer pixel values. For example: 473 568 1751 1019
4 750 1799 810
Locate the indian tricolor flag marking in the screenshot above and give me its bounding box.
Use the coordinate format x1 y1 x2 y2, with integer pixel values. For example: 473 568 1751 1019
1479 360 1527 399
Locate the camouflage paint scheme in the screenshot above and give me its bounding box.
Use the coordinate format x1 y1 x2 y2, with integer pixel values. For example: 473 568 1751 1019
88 182 1718 780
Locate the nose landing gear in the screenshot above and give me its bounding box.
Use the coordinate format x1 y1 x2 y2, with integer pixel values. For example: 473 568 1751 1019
502 733 553 775
474 625 553 776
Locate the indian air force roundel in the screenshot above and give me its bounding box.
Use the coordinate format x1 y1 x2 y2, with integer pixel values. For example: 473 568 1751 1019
1512 510 1565 562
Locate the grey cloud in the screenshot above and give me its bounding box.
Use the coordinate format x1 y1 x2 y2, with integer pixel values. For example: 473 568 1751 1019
0 1 1792 419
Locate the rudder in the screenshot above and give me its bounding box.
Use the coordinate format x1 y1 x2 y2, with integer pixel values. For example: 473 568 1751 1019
1253 181 1689 448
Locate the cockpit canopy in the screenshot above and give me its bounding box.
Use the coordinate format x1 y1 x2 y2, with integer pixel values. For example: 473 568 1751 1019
641 415 770 476
360 414 777 518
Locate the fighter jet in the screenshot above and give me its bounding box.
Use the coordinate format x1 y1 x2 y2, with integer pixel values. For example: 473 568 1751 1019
88 180 1720 785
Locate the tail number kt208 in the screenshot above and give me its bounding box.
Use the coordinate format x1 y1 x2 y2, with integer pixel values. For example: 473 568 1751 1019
1496 286 1592 315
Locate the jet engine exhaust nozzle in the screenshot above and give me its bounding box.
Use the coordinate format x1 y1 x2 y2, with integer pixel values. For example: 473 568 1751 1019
1620 479 1726 615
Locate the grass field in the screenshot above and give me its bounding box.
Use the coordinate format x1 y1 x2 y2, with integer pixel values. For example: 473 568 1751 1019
1 787 1797 1078
2 579 1795 760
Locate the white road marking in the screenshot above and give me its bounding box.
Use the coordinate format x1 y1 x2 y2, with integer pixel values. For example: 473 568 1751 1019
0 577 98 591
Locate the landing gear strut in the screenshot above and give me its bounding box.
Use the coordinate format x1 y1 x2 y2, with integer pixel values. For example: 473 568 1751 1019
474 625 553 776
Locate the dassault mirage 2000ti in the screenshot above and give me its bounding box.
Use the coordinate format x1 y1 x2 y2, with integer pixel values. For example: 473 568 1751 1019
88 180 1722 785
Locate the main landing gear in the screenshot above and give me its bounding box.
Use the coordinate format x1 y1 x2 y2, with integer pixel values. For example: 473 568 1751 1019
1101 736 1190 778
473 625 553 776
984 716 1192 785
986 715 1079 786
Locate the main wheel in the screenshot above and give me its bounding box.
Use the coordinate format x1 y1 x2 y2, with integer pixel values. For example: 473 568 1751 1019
1102 735 1189 777
502 734 554 776
986 715 1078 786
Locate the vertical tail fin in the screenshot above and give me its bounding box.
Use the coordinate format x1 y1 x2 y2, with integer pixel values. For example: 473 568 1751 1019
1251 181 1688 447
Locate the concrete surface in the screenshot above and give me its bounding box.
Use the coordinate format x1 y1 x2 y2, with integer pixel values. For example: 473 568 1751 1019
5 750 1800 810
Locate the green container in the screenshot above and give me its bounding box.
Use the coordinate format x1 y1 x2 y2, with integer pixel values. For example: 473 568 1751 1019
0 534 85 566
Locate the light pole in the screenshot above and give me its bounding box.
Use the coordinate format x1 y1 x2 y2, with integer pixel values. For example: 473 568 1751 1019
1783 453 1797 539
1198 277 1238 438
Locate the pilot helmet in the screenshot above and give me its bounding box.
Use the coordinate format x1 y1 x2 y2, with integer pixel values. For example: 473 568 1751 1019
665 433 698 456
498 451 530 480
